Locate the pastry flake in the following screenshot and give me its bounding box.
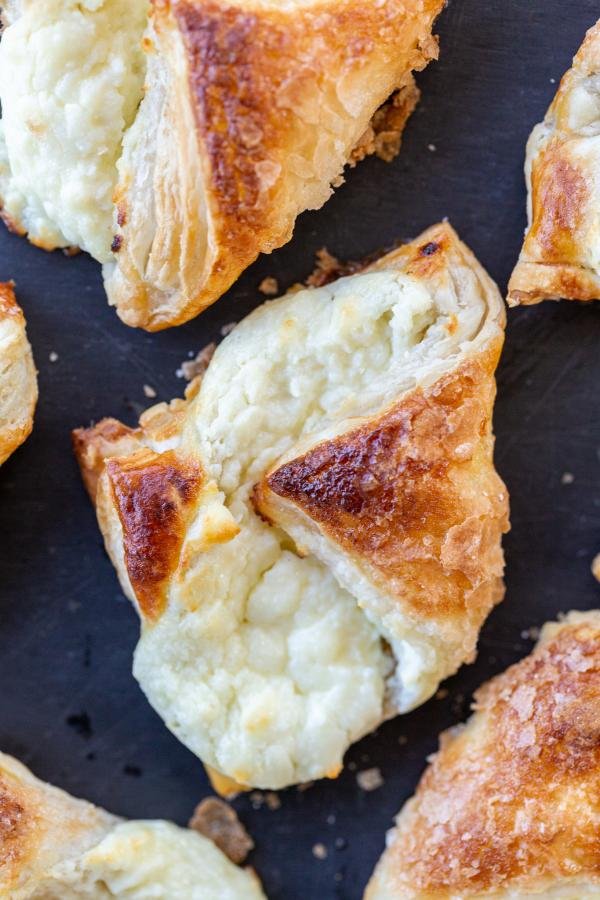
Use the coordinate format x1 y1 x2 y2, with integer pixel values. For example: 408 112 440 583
74 223 509 791
0 282 37 466
509 21 600 306
366 610 600 899
0 751 265 899
0 0 444 330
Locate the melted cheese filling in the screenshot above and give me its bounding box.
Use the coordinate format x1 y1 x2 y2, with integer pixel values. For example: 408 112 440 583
0 0 147 261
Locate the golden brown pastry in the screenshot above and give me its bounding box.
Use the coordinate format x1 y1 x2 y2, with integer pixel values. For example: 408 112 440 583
0 0 444 330
73 223 509 791
0 282 37 466
366 610 600 899
0 751 266 898
508 21 600 306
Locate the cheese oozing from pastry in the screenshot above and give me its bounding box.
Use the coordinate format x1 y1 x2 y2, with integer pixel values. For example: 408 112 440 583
0 0 147 261
75 224 507 792
0 752 265 899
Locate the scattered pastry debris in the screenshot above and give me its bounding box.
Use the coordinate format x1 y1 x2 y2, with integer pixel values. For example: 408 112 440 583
176 342 216 381
349 81 420 166
592 553 600 582
248 790 281 811
306 248 365 289
258 276 279 296
297 780 315 792
220 321 237 337
49 351 59 362
428 143 437 152
189 797 254 865
142 384 157 399
435 688 449 700
520 625 541 641
561 471 574 485
326 813 336 826
356 767 384 792
312 843 328 860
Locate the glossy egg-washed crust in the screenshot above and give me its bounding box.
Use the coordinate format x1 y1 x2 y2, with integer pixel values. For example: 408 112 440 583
0 282 37 466
75 223 507 664
107 0 444 329
508 21 600 305
366 610 600 899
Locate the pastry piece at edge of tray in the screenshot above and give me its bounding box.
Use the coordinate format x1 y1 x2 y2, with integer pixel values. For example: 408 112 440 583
0 282 37 466
73 222 510 793
0 0 445 331
0 751 265 899
365 610 600 899
508 20 600 306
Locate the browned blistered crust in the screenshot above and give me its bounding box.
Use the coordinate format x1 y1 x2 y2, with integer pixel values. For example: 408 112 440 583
508 20 600 305
110 0 444 329
366 613 600 898
0 780 28 890
256 349 505 625
107 450 203 620
0 282 37 467
72 418 141 501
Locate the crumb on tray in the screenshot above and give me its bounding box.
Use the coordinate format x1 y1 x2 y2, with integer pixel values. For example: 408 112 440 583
189 797 254 865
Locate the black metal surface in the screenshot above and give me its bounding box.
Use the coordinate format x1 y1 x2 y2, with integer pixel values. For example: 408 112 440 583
1 2 599 897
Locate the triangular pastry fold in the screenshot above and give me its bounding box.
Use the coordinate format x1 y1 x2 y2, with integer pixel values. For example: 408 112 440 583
0 751 265 898
509 20 600 306
74 223 509 791
0 0 444 329
366 610 600 899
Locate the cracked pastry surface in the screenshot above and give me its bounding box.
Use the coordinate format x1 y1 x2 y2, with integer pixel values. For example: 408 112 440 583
0 751 265 899
0 0 444 330
509 20 600 305
74 223 509 791
0 282 37 466
366 610 600 899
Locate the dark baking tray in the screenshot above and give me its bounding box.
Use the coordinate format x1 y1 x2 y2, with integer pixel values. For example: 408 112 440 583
1 2 599 897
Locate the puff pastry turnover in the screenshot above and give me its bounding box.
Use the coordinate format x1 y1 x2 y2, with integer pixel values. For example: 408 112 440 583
0 0 444 330
509 21 600 305
0 282 37 466
74 223 509 791
366 610 600 899
0 751 265 899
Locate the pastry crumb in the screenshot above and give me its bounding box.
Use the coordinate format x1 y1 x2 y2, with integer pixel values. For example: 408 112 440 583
326 813 336 826
49 350 59 362
220 321 237 337
520 625 541 641
398 735 408 746
176 342 216 381
428 142 437 152
312 843 328 860
435 688 449 700
258 276 279 296
142 384 157 399
189 797 254 865
561 471 574 485
592 553 600 582
356 767 384 792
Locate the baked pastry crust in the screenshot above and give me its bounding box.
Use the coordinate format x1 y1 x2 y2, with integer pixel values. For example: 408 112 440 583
0 751 265 898
508 21 600 305
0 0 444 330
0 282 37 466
366 610 600 899
74 223 509 790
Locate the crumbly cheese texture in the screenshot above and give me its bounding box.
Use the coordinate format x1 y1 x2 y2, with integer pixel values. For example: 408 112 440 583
132 270 485 789
35 821 264 899
0 0 147 261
